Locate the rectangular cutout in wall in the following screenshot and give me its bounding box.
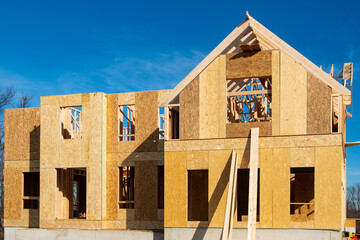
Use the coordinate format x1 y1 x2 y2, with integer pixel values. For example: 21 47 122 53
227 77 272 123
56 168 86 219
188 170 208 221
118 105 135 141
61 106 82 139
158 166 164 209
23 172 40 209
159 107 165 139
169 106 180 139
237 169 260 221
119 166 135 208
290 167 314 222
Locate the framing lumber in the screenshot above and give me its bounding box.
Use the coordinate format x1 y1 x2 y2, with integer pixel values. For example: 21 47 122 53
246 12 351 97
221 150 238 240
158 18 251 107
248 128 259 240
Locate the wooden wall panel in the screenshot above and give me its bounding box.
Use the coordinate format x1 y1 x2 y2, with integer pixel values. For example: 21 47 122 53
279 52 308 135
226 122 272 138
307 72 331 134
260 148 290 228
39 169 55 222
164 152 187 227
4 108 40 161
135 160 158 221
4 168 22 221
226 50 272 79
135 91 159 152
199 55 226 139
315 146 342 229
180 76 200 139
208 150 232 227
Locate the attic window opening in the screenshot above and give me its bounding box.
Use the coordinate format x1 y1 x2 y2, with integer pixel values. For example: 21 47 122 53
159 107 165 139
118 105 135 141
227 77 272 123
61 106 82 139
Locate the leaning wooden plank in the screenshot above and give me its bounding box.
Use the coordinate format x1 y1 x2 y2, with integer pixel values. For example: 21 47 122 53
248 128 259 240
221 150 236 240
228 152 238 240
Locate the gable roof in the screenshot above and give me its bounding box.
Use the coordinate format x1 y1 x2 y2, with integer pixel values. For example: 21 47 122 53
159 12 351 107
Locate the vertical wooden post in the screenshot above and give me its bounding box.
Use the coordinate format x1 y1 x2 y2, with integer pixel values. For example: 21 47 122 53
248 128 259 240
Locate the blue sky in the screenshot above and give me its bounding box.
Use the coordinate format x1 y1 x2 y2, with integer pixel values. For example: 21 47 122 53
1 1 360 185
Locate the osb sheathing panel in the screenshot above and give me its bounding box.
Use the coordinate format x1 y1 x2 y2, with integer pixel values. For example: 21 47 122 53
290 147 315 167
107 152 164 166
105 160 118 221
271 50 281 135
226 122 272 138
199 55 226 139
260 148 290 228
315 146 342 229
187 151 209 170
135 160 158 221
164 152 187 227
40 219 102 229
279 52 308 135
39 169 55 221
180 76 200 139
107 91 162 154
208 150 232 227
4 168 22 221
87 155 103 220
59 94 83 107
4 107 40 161
165 134 342 152
226 50 272 79
135 91 159 152
307 72 331 134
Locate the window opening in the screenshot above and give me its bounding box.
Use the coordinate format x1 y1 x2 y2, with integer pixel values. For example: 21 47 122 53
56 168 86 219
159 107 165 139
237 169 260 221
61 106 82 139
23 172 40 209
119 166 135 208
118 105 135 141
227 77 272 123
188 170 208 221
158 166 164 209
290 167 314 222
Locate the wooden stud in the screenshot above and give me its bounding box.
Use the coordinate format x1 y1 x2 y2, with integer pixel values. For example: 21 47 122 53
248 128 259 240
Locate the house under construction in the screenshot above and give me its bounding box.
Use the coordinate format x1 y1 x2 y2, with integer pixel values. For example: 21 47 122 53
3 12 355 240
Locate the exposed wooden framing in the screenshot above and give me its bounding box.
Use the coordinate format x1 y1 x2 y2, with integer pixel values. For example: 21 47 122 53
118 105 135 141
246 12 351 97
158 18 252 107
227 89 271 97
345 142 360 147
222 150 238 240
248 128 259 240
164 107 169 140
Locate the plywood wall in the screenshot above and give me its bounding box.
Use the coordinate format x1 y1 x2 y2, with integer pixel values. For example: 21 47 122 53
4 108 40 227
164 134 343 230
180 76 200 139
307 73 332 134
199 55 226 139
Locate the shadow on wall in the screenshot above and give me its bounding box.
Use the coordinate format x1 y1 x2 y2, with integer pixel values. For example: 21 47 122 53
121 128 164 231
192 137 251 240
29 125 40 228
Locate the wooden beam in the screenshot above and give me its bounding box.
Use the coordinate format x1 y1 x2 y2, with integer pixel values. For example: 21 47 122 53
222 151 237 240
248 128 259 240
158 18 252 107
345 142 360 147
227 90 271 97
246 12 351 97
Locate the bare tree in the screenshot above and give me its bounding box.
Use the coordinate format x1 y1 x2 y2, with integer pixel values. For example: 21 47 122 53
0 86 16 223
347 184 360 218
17 93 33 108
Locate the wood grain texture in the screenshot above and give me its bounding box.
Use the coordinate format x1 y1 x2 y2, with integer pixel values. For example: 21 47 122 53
180 76 200 139
226 50 272 79
307 72 331 134
226 122 271 138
